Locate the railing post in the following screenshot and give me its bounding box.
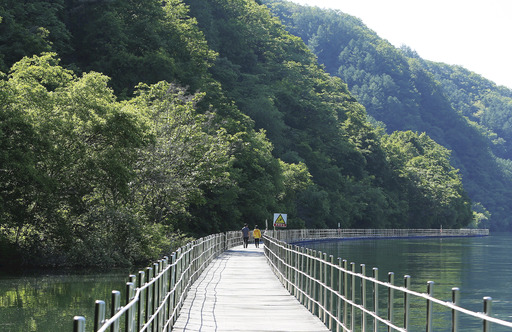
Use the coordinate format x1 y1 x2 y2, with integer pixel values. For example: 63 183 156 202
284 244 288 288
154 261 160 332
73 316 86 332
318 251 323 319
388 272 394 332
323 252 328 324
404 275 411 330
111 290 121 332
300 246 305 305
373 267 379 332
169 253 176 325
361 264 367 331
162 256 171 325
145 266 153 331
288 245 292 294
451 287 460 332
337 258 343 332
177 248 183 314
295 246 300 299
288 244 293 293
279 243 283 284
343 259 348 328
125 282 135 332
128 275 137 330
329 254 334 330
483 297 492 332
94 300 106 331
161 257 168 328
137 271 145 330
290 244 294 293
350 262 356 330
277 244 282 283
306 248 312 312
426 281 434 332
312 250 317 315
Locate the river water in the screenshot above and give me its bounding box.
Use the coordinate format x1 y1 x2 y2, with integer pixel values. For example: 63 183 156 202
305 232 512 331
0 268 130 332
1 233 512 331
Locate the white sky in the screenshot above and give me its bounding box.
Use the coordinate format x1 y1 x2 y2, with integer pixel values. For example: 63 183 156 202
289 0 512 89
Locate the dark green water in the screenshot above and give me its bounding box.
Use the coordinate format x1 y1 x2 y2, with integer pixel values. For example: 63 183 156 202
0 268 130 332
304 232 512 331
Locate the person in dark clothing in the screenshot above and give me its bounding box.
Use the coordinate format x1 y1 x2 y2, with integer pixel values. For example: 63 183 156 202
241 224 250 248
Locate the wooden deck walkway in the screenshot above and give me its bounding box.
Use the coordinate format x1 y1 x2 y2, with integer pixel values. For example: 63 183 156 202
172 245 329 332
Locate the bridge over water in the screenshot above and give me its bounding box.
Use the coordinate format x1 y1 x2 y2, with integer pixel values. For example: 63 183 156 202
73 228 512 332
172 246 328 331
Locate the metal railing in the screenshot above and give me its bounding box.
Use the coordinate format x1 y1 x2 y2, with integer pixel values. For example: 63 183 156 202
73 228 494 332
73 231 242 332
268 228 489 244
263 230 512 332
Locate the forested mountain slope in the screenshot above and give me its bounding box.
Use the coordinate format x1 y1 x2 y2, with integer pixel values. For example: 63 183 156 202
263 0 512 230
1 0 472 266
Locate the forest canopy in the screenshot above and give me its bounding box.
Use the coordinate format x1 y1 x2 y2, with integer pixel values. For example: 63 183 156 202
1 0 475 267
263 0 512 231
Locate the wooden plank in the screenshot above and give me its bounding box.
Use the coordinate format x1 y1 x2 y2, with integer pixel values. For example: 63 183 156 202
172 245 329 332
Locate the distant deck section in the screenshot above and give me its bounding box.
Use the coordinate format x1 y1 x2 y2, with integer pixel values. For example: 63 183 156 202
268 228 489 245
172 245 329 332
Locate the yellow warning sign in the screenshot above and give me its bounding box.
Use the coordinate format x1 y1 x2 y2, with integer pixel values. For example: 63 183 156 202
273 213 287 228
275 215 285 225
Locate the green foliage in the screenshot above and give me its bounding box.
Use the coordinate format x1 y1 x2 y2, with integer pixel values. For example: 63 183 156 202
381 131 471 228
187 0 388 229
264 0 512 230
0 0 72 73
0 52 312 266
1 54 150 265
62 0 216 97
127 82 233 228
186 0 474 231
1 0 480 267
423 61 512 159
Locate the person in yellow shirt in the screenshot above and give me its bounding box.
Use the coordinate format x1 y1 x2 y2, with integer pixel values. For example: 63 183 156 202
253 225 262 248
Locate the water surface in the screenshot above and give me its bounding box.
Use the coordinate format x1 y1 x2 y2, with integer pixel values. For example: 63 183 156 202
304 233 512 331
0 268 130 332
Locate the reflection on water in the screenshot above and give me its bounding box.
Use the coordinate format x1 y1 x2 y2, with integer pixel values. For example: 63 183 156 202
0 269 130 332
305 233 512 331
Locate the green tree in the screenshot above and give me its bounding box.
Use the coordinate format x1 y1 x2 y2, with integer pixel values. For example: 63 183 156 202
264 0 509 229
127 82 232 229
63 0 216 97
1 53 148 264
381 131 472 228
0 0 71 72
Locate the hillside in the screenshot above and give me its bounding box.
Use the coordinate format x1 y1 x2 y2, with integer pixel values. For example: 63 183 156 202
263 0 512 230
1 0 472 266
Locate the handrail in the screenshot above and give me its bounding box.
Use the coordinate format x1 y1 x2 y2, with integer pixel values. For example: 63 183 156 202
263 229 512 331
73 228 494 332
73 231 243 332
266 228 489 243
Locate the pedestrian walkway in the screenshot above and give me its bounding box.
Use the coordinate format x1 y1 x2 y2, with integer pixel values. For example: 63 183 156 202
172 245 329 332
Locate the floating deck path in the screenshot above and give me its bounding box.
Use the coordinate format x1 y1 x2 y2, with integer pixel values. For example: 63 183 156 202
172 245 329 332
